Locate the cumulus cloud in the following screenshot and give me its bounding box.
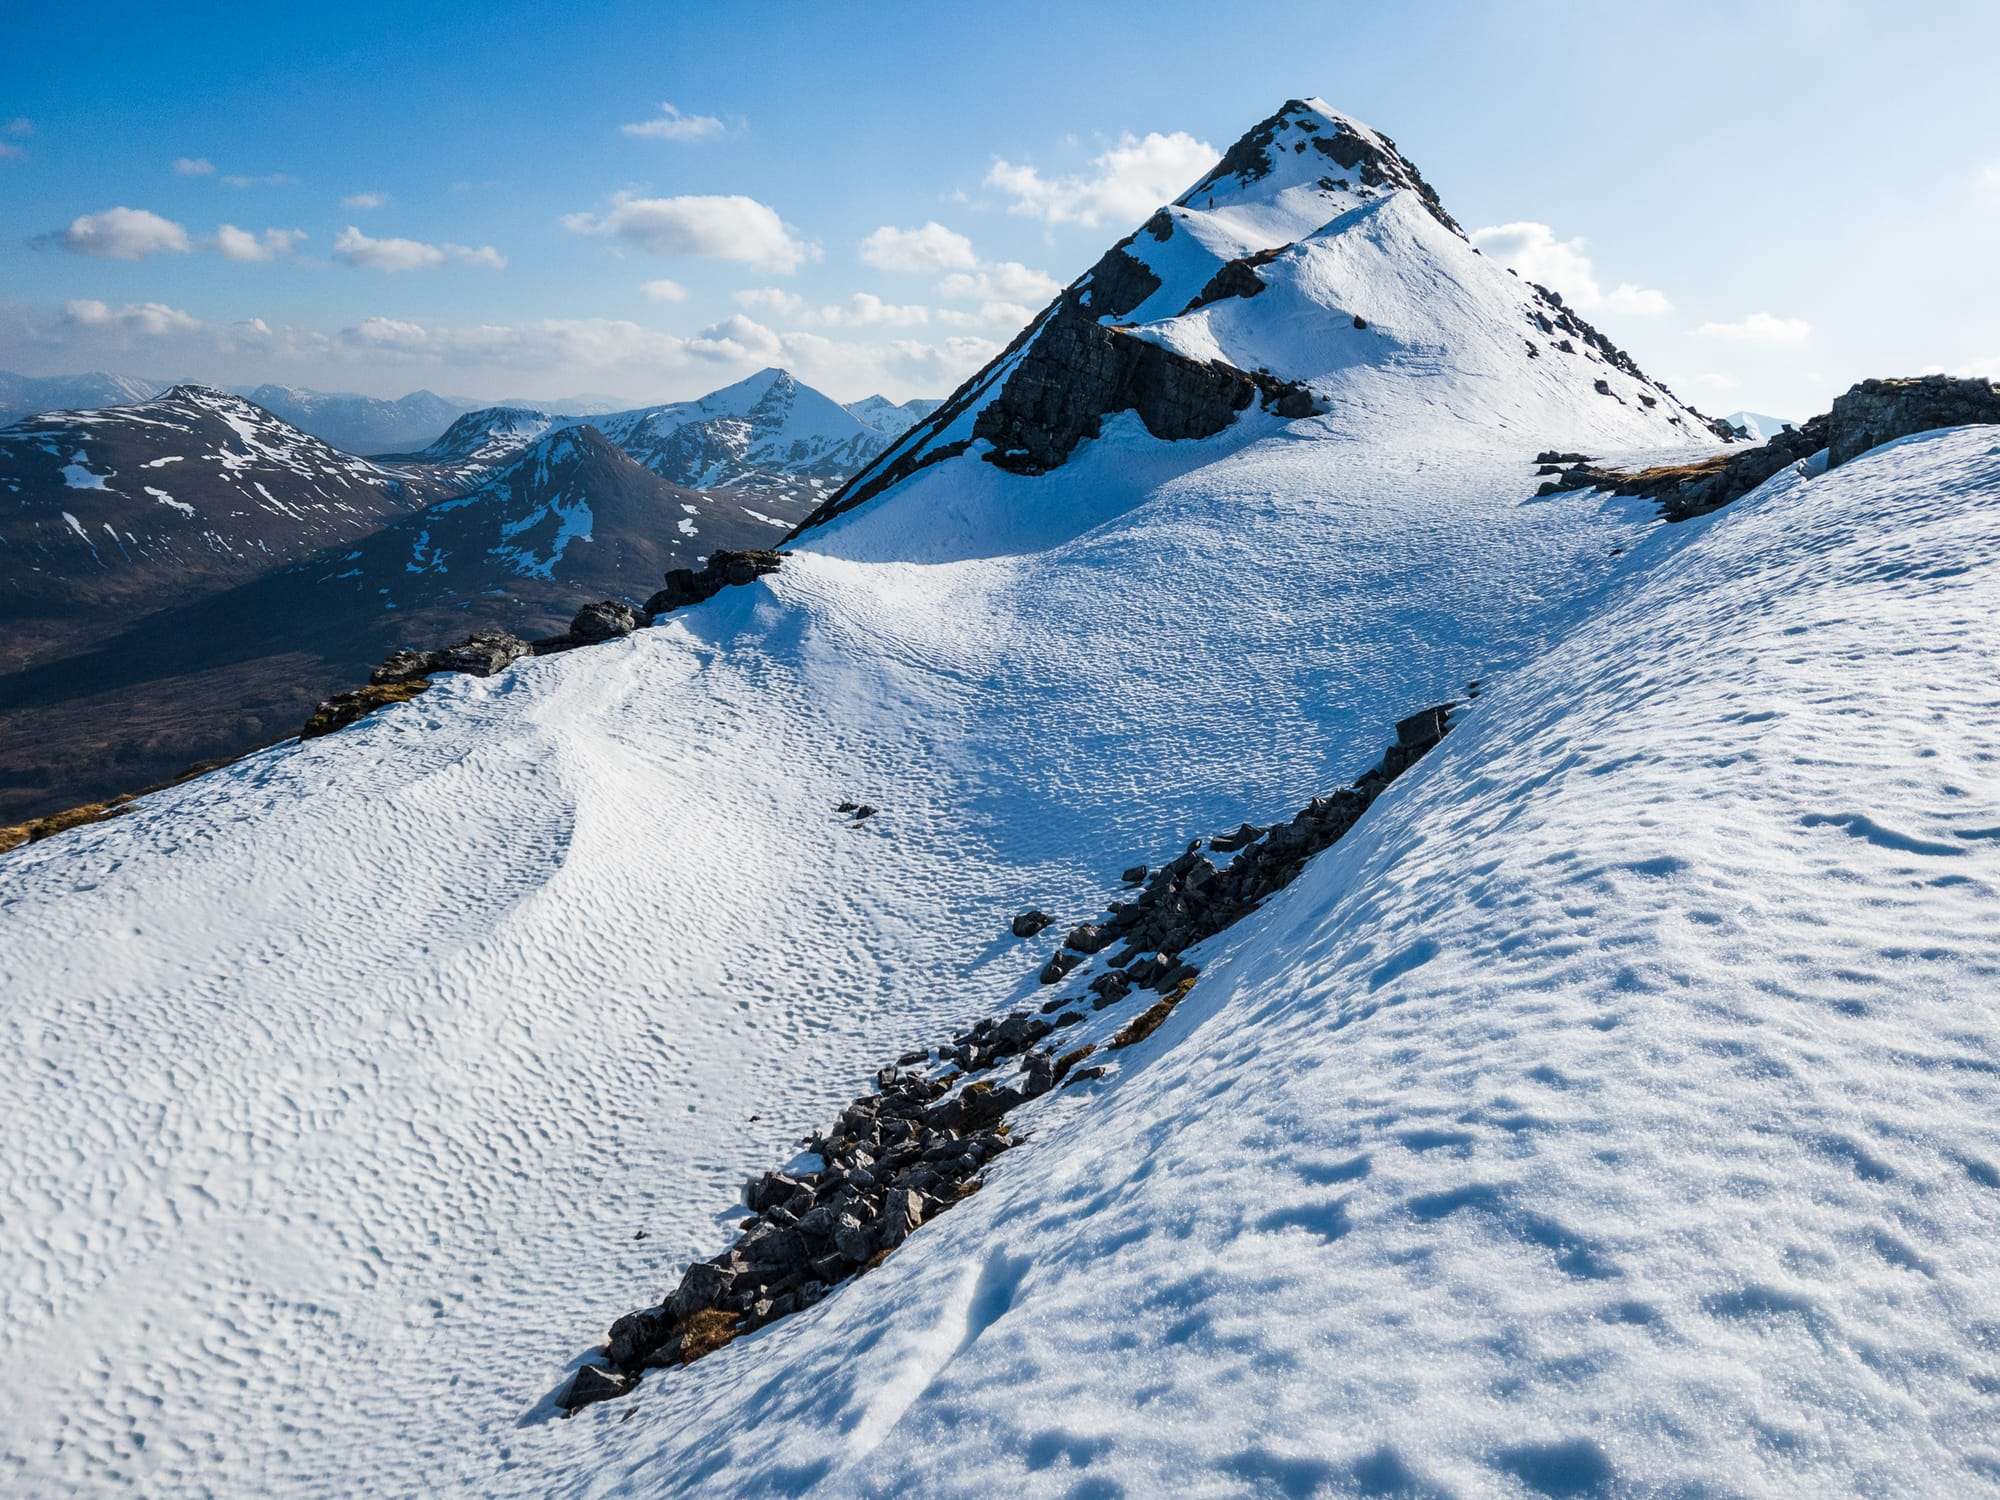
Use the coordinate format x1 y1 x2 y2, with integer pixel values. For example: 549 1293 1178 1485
859 221 978 273
173 156 215 176
1469 222 1671 316
55 206 192 260
936 302 1035 331
1694 312 1811 344
734 287 808 319
621 103 726 143
731 287 930 329
640 278 688 302
213 225 306 262
938 260 1060 304
563 193 816 273
341 191 388 210
332 225 505 271
779 330 999 399
65 299 201 336
985 130 1217 229
221 172 296 188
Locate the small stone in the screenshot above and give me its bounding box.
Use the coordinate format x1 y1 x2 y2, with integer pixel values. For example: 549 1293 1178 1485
1039 951 1082 985
561 1364 631 1412
1011 909 1054 939
1121 865 1148 884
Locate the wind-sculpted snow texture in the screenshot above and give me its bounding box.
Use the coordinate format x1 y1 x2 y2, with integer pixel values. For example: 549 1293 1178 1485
3 94 1997 1499
555 430 2000 1499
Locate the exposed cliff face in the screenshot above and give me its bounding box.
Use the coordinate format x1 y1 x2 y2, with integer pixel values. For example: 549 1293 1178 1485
971 292 1318 476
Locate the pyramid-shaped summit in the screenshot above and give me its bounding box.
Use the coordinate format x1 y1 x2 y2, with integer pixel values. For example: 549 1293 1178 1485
797 98 1718 537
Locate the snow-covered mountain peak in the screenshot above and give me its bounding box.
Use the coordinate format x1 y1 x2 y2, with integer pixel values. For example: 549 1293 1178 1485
797 99 1719 554
1175 96 1461 239
415 404 561 467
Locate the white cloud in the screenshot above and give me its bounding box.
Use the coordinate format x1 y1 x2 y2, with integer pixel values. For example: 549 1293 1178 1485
1468 222 1671 316
1694 312 1811 344
173 156 215 177
620 103 726 143
332 225 505 271
985 130 1216 228
341 191 388 210
640 278 688 303
1984 165 2000 187
64 299 201 336
859 221 977 273
732 287 930 329
814 294 930 328
56 207 192 260
938 260 1060 304
563 193 816 273
5 118 29 136
221 172 296 188
735 287 808 319
213 225 306 262
778 330 999 400
0 143 21 162
935 302 1036 330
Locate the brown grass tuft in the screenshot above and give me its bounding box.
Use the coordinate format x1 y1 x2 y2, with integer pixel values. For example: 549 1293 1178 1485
675 1308 743 1366
1110 977 1197 1050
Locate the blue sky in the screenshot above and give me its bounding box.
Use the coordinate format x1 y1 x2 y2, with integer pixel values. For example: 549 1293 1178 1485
3 0 1997 414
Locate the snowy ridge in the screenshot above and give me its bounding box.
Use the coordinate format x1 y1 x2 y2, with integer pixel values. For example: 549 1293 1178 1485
401 404 564 475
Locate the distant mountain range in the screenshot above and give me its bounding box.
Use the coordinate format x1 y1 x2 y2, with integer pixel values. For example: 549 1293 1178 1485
0 368 939 820
0 368 943 462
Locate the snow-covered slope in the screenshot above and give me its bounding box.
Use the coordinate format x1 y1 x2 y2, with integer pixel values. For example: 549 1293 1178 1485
1724 409 1800 441
387 403 565 477
844 393 942 439
1 97 1992 1500
0 384 422 606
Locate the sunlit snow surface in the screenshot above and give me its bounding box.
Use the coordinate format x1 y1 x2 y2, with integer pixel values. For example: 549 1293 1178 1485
5 415 2000 1494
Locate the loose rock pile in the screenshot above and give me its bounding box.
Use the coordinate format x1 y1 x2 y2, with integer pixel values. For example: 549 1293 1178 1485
564 698 1463 1411
298 549 786 740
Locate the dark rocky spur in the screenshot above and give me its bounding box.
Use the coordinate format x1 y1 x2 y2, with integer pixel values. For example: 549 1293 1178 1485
1534 375 2000 523
563 699 1465 1412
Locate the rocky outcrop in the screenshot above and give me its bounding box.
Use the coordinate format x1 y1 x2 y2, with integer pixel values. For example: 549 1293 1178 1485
1537 375 2000 524
300 679 431 740
972 300 1318 476
569 699 1465 1411
1827 376 2000 468
644 549 783 616
569 599 646 643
